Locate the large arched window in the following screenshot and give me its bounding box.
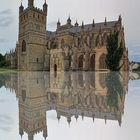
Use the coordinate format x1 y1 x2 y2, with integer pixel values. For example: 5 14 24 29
99 54 107 69
22 40 26 52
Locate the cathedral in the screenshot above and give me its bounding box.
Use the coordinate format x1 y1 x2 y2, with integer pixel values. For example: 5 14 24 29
12 0 128 71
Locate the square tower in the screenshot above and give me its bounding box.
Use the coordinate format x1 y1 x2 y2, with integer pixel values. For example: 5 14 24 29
17 0 48 70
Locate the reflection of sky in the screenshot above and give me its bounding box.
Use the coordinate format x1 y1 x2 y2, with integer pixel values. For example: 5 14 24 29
0 75 140 140
0 0 140 61
0 87 19 140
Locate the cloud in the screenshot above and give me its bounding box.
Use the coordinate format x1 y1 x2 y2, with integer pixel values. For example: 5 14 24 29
0 9 14 27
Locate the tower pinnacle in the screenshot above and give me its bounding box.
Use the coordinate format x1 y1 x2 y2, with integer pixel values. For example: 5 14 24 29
28 0 34 8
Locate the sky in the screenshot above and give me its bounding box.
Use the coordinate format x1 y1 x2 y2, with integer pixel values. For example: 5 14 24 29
0 0 140 61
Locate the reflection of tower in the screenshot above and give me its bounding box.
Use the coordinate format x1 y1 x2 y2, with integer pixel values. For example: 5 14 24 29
17 72 47 140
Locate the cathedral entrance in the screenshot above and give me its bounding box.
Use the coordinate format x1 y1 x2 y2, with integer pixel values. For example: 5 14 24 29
90 54 95 70
54 64 57 72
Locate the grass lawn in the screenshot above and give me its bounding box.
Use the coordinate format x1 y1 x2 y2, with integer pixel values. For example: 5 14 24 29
0 68 17 73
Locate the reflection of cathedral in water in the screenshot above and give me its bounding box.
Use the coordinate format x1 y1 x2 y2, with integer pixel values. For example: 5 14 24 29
2 71 128 140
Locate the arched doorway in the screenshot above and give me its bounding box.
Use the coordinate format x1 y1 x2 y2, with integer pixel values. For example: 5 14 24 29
78 55 84 70
90 54 95 70
54 64 57 72
99 54 107 69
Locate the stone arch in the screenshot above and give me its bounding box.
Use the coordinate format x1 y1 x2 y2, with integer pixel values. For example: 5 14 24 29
90 54 95 70
22 40 26 52
99 53 107 69
78 55 84 70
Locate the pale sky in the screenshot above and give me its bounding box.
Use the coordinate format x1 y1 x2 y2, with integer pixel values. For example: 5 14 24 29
0 0 140 61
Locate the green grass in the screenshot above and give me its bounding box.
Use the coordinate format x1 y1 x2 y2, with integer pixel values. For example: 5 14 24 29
0 68 17 73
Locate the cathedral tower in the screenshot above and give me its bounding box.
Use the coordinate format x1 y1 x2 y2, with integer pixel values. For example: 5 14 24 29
17 0 48 70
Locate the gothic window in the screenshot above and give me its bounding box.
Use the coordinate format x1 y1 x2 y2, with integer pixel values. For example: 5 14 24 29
22 90 26 102
61 39 65 48
102 33 107 46
33 13 35 18
22 40 26 52
78 73 84 87
78 37 80 47
96 35 100 46
37 58 39 63
46 42 49 48
78 55 84 69
90 72 95 88
42 16 44 21
90 54 95 70
89 34 94 48
26 14 28 19
99 54 107 69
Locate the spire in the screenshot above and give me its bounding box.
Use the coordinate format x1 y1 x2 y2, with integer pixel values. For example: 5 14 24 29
57 112 61 122
92 19 95 27
57 19 61 29
75 114 79 122
28 133 34 140
28 0 34 8
75 20 79 27
92 114 95 122
43 126 48 140
67 116 71 126
19 128 24 139
104 115 107 124
19 1 24 13
118 14 122 23
104 17 107 26
67 16 71 25
43 0 48 13
81 21 84 29
81 112 84 120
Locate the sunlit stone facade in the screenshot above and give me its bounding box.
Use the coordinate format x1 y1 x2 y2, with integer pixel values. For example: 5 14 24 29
13 0 129 71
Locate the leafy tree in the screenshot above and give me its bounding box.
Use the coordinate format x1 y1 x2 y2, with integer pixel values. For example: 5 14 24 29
106 31 124 71
0 53 10 67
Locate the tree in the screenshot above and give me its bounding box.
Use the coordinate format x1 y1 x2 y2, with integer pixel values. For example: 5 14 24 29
106 31 124 71
106 72 124 110
0 53 10 67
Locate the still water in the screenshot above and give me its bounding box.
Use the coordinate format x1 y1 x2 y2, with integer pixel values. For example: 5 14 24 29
0 71 140 140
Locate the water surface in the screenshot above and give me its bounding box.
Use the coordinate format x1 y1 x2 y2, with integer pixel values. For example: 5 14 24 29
0 71 140 140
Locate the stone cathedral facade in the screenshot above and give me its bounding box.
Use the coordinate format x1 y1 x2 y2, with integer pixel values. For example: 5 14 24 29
14 0 128 71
